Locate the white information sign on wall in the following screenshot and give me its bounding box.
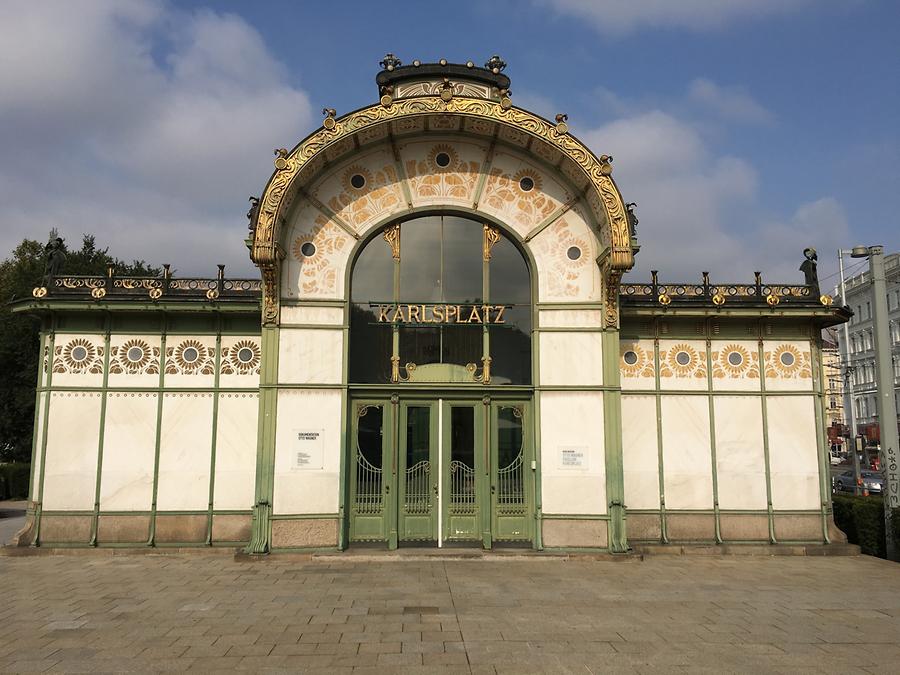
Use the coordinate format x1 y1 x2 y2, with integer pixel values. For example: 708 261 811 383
292 429 324 470
559 446 587 470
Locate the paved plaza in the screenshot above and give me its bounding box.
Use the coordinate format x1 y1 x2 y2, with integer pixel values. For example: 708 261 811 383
1 551 899 673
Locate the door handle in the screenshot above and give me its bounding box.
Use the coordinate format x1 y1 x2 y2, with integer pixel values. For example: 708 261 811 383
385 484 390 494
433 485 438 495
491 485 496 494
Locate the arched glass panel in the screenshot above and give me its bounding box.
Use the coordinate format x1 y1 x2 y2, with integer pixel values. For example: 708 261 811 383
349 214 531 384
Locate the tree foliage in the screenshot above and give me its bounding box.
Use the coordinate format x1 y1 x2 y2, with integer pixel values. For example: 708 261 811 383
0 234 159 462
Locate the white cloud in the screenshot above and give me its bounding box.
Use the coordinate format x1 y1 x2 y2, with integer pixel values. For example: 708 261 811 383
0 1 312 275
541 0 814 35
687 78 774 125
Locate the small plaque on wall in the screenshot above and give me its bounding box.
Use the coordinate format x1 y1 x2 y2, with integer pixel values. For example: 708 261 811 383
559 446 587 470
293 429 324 470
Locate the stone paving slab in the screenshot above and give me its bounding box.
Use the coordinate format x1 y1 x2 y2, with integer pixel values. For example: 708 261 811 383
0 553 898 673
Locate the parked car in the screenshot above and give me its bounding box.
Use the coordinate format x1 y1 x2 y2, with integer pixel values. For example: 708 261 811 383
832 470 884 494
830 453 843 466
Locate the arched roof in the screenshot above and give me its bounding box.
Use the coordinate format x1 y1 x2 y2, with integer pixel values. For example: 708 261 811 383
249 96 636 275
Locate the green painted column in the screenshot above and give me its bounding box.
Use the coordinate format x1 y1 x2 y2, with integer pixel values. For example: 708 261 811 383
246 323 280 554
602 330 627 553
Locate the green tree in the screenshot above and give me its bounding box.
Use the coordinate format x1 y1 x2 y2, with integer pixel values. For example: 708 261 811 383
0 234 159 462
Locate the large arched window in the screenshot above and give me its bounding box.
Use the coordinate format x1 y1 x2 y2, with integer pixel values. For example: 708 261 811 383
349 214 531 385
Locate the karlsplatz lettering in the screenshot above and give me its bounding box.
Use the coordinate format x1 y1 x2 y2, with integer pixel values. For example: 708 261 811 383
372 304 509 324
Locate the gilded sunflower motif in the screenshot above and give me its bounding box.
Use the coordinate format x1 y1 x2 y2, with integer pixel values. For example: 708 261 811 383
221 340 261 375
54 338 104 374
340 165 374 193
660 343 706 379
110 339 158 375
714 344 753 378
620 344 654 378
426 144 459 172
512 168 543 195
768 343 807 379
166 339 214 375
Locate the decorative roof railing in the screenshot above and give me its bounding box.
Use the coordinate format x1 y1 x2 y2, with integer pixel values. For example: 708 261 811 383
32 264 261 302
620 271 836 309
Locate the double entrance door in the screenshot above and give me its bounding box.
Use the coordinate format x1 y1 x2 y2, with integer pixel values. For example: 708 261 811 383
349 397 533 548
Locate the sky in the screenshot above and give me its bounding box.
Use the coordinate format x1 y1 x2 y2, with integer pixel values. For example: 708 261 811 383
0 0 897 290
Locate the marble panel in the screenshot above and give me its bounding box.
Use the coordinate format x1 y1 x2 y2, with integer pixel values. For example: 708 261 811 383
31 392 45 500
538 309 603 329
50 334 104 388
622 395 660 510
714 396 767 510
659 340 708 391
763 340 814 391
107 334 162 388
710 340 761 392
156 393 214 511
539 332 603 386
273 389 342 514
42 392 102 511
539 391 606 515
213 393 258 510
271 518 338 548
767 395 820 510
660 396 713 509
620 338 656 391
277 328 343 384
542 519 607 548
280 306 345 326
99 393 157 511
163 336 216 389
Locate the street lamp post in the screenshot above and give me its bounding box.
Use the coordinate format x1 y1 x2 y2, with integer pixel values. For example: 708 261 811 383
851 245 900 561
838 250 862 495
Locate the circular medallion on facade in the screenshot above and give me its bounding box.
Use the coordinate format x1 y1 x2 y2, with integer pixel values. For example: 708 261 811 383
229 340 261 374
62 338 96 370
237 347 254 363
427 144 458 172
718 343 752 378
291 235 321 263
300 242 317 257
780 351 795 366
728 351 744 366
127 346 144 362
512 168 542 195
566 246 582 261
174 340 206 372
675 351 691 366
71 346 88 362
772 344 802 377
623 350 638 365
341 166 373 193
667 343 701 377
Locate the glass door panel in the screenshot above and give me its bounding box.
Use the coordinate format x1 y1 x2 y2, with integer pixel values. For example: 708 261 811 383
398 403 437 542
442 403 483 542
349 402 389 541
491 403 532 541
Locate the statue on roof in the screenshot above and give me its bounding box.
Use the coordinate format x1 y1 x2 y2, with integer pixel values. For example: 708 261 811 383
43 233 66 286
800 247 819 295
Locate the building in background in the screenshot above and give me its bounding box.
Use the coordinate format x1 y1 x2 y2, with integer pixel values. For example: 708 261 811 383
834 252 900 446
822 327 846 452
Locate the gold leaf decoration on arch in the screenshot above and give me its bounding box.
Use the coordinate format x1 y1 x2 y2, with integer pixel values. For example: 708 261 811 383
325 164 403 231
291 214 352 296
620 343 655 379
530 217 592 298
404 143 481 201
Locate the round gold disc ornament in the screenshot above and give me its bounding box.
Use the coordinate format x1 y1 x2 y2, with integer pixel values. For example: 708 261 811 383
149 288 163 300
766 293 780 306
32 286 47 298
440 88 453 102
500 97 512 110
206 288 220 300
712 293 726 306
658 293 672 306
323 116 336 130
820 294 834 306
380 94 393 107
274 157 288 170
555 121 568 135
91 287 106 299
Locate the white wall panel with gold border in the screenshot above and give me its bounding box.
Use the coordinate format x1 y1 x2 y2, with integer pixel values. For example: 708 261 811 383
622 395 660 510
277 329 343 385
42 392 102 510
713 396 767 510
660 396 713 509
538 332 603 386
49 334 105 388
107 335 162 388
539 391 606 515
762 340 814 392
218 336 262 389
99 392 157 511
710 340 761 392
658 340 708 392
156 393 214 511
273 389 342 515
620 338 656 391
767 395 820 510
213 393 258 510
163 336 216 389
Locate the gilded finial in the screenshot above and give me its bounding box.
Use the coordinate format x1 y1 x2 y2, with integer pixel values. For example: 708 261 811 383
554 113 569 134
322 107 337 130
273 148 289 170
380 53 402 71
484 55 507 73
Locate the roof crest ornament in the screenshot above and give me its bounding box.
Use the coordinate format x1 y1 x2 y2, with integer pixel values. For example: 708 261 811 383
484 55 507 73
379 53 402 71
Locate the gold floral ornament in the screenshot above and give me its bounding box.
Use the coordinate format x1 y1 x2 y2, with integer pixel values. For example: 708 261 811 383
620 344 654 378
766 293 780 306
711 344 759 379
32 287 47 298
530 217 591 297
291 215 352 295
327 164 402 230
658 293 671 306
481 165 558 232
820 294 833 306
166 339 215 375
712 292 725 306
659 343 707 379
766 343 810 379
220 340 261 375
405 144 479 202
54 338 104 374
110 339 159 375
